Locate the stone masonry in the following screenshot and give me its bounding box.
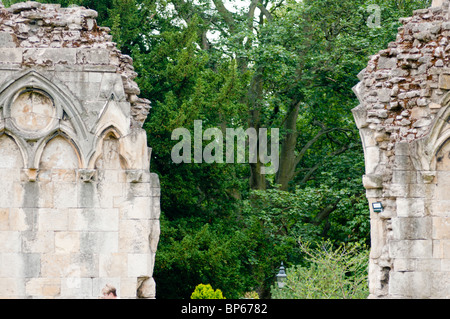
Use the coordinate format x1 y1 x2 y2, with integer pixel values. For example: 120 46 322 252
0 2 160 298
353 0 450 298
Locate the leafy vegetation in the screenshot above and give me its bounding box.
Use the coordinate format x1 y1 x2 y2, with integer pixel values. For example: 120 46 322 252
191 283 226 299
3 0 431 298
271 240 370 299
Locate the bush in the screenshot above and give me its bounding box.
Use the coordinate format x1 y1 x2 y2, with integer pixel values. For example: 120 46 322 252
191 284 226 299
271 240 369 299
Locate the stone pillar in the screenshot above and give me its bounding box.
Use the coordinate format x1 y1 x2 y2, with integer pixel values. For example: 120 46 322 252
0 2 160 299
354 1 450 298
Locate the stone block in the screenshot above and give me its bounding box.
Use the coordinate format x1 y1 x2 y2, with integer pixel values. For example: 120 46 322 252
53 182 78 208
22 182 53 209
363 174 383 189
370 217 385 259
378 57 397 69
389 271 431 298
386 184 409 198
71 253 99 278
0 209 8 231
0 278 24 297
0 32 18 48
442 259 450 271
432 173 450 200
364 146 380 175
120 277 138 299
60 277 93 298
0 253 40 278
151 197 161 220
22 231 54 253
149 220 160 253
432 217 450 239
96 179 123 207
439 74 450 89
392 217 431 240
65 80 101 101
392 170 417 185
69 208 119 232
55 232 80 254
120 197 151 220
51 169 77 182
41 253 71 277
23 48 77 65
137 276 156 299
0 180 24 208
127 183 151 197
430 272 450 298
99 73 126 101
429 200 450 217
38 209 69 231
77 48 110 65
393 258 416 272
99 253 127 277
393 155 413 170
77 183 101 208
127 253 151 277
396 198 425 217
0 48 22 64
0 231 21 253
119 219 150 253
80 232 118 254
26 278 61 298
389 239 432 258
416 258 442 271
408 183 426 198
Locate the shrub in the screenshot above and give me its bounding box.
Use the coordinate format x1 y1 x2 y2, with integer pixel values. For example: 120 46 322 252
271 240 369 299
190 284 226 299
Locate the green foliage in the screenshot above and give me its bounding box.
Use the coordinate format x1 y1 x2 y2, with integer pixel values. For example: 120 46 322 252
271 240 370 299
148 0 430 299
155 221 258 299
191 284 226 299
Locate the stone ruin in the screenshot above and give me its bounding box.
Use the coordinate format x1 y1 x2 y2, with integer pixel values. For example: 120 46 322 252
0 2 160 298
354 0 450 298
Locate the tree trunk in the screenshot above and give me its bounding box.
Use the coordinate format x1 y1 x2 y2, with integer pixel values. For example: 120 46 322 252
275 101 300 190
247 70 266 190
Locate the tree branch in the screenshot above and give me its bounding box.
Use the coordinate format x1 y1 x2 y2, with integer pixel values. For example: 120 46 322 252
257 2 274 22
212 0 237 33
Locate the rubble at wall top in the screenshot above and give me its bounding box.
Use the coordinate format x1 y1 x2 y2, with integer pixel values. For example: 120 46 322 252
354 0 450 148
0 1 150 128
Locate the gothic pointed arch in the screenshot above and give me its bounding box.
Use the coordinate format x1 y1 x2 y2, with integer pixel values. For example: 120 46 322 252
410 91 450 173
0 132 25 169
0 69 89 141
35 130 83 169
88 126 131 170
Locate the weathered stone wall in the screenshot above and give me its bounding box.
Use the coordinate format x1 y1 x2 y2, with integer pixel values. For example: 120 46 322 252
353 0 450 298
0 2 160 298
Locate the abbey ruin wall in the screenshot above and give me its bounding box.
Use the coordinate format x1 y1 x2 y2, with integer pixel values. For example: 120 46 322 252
0 2 160 298
354 0 450 298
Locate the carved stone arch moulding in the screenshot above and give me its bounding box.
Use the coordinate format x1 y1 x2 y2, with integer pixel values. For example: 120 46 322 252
409 91 450 181
35 131 83 170
88 125 131 170
0 131 26 169
0 70 88 139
